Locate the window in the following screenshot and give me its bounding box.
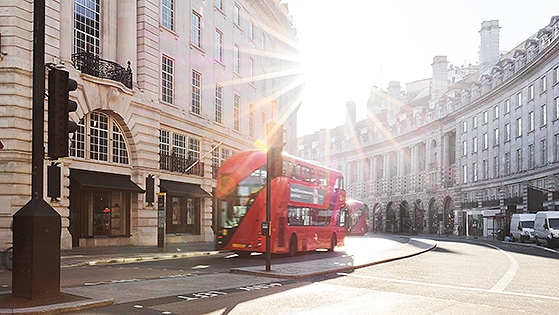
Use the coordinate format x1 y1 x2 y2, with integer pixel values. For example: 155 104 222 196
529 84 534 100
462 140 467 156
233 4 241 26
233 45 240 73
528 144 535 169
74 0 100 54
71 112 129 165
462 120 467 133
112 123 129 164
505 99 510 113
162 0 174 30
215 29 223 62
504 123 511 142
462 165 468 184
516 117 522 137
516 148 523 172
162 55 174 104
90 189 130 237
249 57 254 82
159 130 170 161
541 76 547 93
529 111 535 132
482 133 488 150
249 20 254 40
493 128 499 146
493 105 499 119
482 159 488 180
473 162 478 182
191 11 202 48
215 84 223 124
215 0 223 10
191 70 201 115
517 92 522 107
493 156 500 178
89 112 109 161
482 111 488 124
554 67 559 84
189 138 200 162
555 134 559 162
542 104 547 126
173 133 187 159
504 152 510 175
234 94 240 131
542 139 548 165
555 97 559 119
472 137 477 153
70 118 86 158
472 116 477 129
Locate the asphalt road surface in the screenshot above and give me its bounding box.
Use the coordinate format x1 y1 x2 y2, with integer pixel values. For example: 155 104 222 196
59 238 559 314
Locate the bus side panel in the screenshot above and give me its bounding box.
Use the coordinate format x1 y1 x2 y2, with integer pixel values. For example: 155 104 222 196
223 192 267 253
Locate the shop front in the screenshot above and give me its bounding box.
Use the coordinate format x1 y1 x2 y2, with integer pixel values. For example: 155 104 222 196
69 169 144 247
159 179 211 243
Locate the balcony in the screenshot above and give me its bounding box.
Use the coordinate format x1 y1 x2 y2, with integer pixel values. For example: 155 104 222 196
72 51 133 89
159 154 204 177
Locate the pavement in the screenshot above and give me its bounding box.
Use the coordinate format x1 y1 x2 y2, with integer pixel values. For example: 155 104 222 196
0 234 437 314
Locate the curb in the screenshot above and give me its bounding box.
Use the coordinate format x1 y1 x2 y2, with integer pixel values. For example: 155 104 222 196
0 297 114 315
230 238 437 279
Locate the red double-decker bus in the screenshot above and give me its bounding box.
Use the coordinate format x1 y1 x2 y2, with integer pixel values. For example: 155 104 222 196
215 149 347 256
346 199 369 235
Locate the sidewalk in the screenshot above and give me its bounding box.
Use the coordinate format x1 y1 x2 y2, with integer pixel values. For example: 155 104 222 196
0 235 436 314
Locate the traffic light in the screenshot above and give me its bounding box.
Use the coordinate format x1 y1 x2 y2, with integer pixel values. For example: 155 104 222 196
266 122 285 178
48 68 78 159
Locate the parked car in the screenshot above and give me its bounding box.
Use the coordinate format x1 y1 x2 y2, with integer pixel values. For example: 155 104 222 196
509 213 536 243
534 211 559 248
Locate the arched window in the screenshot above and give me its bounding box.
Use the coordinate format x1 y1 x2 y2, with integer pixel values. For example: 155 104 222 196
70 112 129 164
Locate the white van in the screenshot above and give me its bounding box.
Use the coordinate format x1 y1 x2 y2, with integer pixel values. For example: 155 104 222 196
509 213 536 243
534 211 559 248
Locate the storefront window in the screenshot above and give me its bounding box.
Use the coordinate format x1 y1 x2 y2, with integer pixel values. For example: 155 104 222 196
166 195 200 234
89 190 129 236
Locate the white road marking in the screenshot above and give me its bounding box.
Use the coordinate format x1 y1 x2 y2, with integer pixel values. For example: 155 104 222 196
337 272 559 302
481 242 518 292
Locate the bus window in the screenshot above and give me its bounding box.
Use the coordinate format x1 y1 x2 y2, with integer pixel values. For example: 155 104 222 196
309 168 317 183
293 164 301 180
318 172 328 186
334 176 344 189
301 166 311 182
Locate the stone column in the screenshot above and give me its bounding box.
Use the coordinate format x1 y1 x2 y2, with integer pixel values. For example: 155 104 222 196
117 0 137 83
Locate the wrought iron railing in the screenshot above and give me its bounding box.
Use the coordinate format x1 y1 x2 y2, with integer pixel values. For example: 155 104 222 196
72 51 133 89
159 154 204 177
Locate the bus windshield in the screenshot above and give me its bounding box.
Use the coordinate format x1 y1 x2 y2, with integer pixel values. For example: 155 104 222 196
219 166 266 228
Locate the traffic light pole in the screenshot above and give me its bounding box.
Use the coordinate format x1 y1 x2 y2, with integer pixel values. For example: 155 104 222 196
12 0 62 300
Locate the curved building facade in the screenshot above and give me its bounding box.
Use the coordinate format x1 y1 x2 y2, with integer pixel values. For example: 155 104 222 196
298 17 559 238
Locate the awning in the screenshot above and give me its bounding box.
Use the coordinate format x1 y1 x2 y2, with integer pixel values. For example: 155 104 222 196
159 179 212 197
70 169 145 192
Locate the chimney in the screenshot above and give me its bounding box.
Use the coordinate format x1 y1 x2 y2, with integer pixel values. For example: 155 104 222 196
431 56 449 99
479 20 500 73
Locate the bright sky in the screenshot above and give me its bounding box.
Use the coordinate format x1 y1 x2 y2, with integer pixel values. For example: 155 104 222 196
285 0 558 137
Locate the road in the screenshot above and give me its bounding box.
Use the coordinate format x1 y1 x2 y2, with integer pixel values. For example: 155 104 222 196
2 236 558 314
139 239 559 315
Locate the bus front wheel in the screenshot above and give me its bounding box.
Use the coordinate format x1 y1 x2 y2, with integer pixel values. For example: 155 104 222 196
288 235 298 256
329 234 337 252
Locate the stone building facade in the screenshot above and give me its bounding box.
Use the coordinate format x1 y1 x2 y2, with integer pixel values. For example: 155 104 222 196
298 17 559 238
0 0 301 249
